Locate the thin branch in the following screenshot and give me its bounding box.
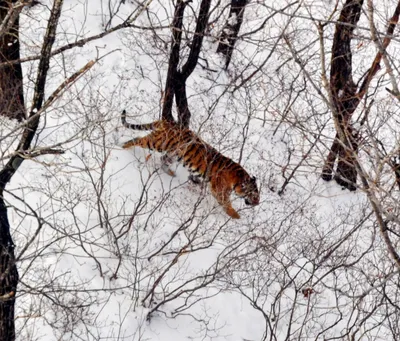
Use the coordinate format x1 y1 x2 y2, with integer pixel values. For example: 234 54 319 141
366 0 400 100
232 2 303 92
42 59 95 110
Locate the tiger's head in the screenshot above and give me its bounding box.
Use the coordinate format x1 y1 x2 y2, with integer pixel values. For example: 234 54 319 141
235 175 260 206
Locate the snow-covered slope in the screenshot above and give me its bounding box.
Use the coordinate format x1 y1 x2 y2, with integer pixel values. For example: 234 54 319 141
2 1 399 340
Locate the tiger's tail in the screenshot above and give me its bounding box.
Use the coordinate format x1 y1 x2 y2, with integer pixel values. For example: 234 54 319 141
121 110 158 131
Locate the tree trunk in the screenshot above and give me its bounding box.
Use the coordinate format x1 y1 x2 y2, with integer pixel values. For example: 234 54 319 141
321 0 363 190
162 0 211 127
321 134 339 181
322 0 400 191
216 0 248 70
161 0 186 123
334 126 358 191
0 198 18 341
0 2 23 338
0 0 25 121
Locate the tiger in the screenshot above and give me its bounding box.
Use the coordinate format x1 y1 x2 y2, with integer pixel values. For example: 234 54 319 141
121 110 260 219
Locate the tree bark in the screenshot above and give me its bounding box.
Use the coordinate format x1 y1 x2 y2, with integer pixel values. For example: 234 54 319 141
216 0 248 70
321 134 339 181
0 1 23 338
0 0 25 121
161 0 186 123
0 198 18 341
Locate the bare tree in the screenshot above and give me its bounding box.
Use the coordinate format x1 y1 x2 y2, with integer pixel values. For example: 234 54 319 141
162 0 211 126
321 0 400 192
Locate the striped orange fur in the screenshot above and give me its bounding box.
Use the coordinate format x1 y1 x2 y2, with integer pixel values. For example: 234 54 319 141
121 111 259 219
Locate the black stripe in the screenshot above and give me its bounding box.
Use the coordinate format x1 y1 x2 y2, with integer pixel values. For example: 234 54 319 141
165 137 177 150
211 156 223 172
191 152 204 173
183 143 197 158
229 163 242 173
154 136 165 151
168 137 181 152
181 131 193 143
191 155 202 169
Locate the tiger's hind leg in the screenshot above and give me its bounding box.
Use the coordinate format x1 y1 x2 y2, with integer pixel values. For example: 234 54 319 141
122 136 155 166
210 179 240 219
122 137 140 149
122 135 152 149
122 135 176 176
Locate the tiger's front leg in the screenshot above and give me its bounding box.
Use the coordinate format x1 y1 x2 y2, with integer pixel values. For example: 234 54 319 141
188 174 203 185
210 180 240 219
161 154 176 177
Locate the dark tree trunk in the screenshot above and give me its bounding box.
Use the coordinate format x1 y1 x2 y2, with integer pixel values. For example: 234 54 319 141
161 0 186 123
0 0 25 121
174 75 191 127
334 127 358 191
391 157 400 190
0 1 23 339
216 0 248 70
321 134 339 181
0 196 18 341
321 0 363 191
162 0 211 127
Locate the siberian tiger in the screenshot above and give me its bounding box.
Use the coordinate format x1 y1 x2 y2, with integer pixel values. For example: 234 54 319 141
121 110 260 219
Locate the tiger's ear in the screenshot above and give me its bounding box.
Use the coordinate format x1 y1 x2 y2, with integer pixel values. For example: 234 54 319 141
251 176 256 181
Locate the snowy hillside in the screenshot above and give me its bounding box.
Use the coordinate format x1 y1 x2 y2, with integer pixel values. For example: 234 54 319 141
1 1 400 340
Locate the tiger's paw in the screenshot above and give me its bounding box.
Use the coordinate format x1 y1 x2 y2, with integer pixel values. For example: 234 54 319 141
226 207 240 219
188 174 202 185
167 169 176 177
161 164 176 177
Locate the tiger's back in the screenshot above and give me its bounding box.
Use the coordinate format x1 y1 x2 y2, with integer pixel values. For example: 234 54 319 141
121 112 260 219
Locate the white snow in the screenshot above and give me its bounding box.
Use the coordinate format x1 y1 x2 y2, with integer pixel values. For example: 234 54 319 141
0 1 397 341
